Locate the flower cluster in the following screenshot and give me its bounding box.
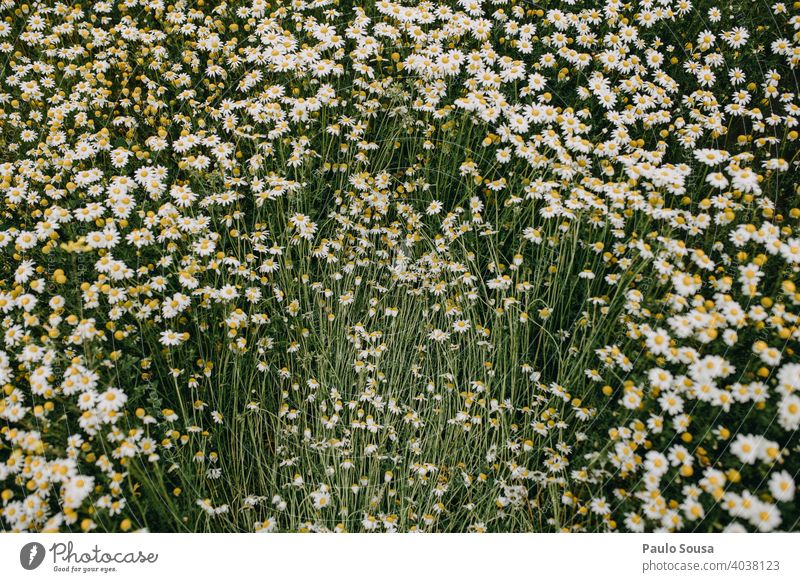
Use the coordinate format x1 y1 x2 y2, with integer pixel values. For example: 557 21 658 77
1 0 798 532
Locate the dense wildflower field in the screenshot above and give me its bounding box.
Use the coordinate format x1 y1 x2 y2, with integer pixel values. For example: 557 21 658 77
0 0 799 534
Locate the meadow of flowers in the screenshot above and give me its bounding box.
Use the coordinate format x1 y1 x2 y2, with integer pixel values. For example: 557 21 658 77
0 0 799 534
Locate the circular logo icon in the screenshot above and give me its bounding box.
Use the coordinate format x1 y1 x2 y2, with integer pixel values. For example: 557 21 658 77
20 542 46 570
